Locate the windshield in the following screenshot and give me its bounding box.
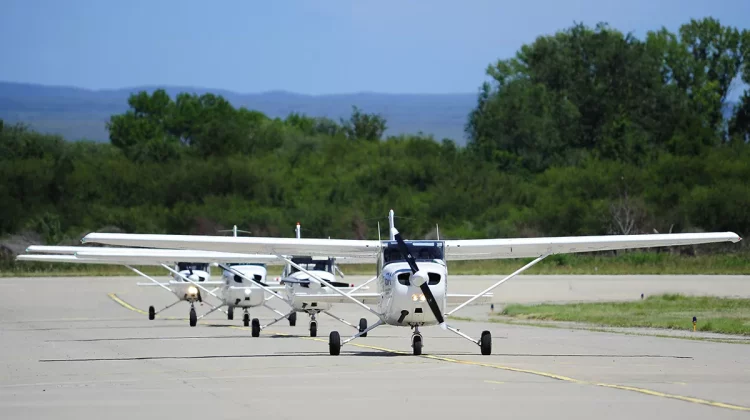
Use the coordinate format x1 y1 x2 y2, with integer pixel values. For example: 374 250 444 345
382 240 444 265
289 256 334 274
177 262 208 272
226 262 266 268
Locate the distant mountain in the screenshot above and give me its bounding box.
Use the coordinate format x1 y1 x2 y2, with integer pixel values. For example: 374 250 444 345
0 82 478 145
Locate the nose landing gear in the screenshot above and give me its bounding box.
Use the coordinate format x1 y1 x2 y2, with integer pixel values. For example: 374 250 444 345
189 304 197 327
310 313 318 337
411 326 422 355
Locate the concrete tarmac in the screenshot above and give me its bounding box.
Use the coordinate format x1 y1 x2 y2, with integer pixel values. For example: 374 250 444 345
1 275 749 419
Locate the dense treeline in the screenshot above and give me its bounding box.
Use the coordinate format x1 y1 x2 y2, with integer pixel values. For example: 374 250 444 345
2 18 750 252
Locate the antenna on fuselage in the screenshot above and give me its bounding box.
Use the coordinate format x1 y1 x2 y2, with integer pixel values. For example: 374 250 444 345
388 209 396 240
436 224 439 240
296 222 301 239
233 225 237 237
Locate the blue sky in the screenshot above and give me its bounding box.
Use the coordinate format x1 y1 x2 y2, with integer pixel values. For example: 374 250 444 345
2 0 749 96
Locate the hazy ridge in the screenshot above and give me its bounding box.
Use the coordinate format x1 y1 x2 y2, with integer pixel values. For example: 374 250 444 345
0 82 477 145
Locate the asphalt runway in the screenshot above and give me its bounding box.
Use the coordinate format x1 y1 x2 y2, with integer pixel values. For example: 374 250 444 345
1 275 749 419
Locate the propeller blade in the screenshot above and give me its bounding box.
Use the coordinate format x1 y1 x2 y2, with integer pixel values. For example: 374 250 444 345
234 274 269 287
279 277 311 284
393 228 445 327
393 230 419 274
420 282 445 326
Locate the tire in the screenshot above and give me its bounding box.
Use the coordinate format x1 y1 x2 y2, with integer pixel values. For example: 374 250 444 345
310 321 317 337
243 313 250 327
359 318 368 337
148 306 155 320
189 308 197 327
227 306 234 320
251 318 261 337
329 331 341 355
288 312 297 326
480 330 491 355
413 335 422 355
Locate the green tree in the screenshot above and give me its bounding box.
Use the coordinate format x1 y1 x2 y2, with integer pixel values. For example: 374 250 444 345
341 106 387 141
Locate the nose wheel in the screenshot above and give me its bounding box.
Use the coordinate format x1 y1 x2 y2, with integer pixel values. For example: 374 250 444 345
189 305 197 327
309 313 318 337
148 306 155 320
411 327 423 355
227 306 234 320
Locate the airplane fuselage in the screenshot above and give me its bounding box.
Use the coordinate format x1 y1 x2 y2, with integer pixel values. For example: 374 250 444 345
285 270 336 312
377 260 448 326
168 269 210 302
219 265 268 309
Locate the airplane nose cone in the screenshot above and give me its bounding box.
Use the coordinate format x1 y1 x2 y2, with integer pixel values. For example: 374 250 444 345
410 270 428 287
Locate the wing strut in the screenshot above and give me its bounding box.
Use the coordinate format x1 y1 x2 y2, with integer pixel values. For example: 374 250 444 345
346 276 377 294
125 265 173 293
446 253 549 316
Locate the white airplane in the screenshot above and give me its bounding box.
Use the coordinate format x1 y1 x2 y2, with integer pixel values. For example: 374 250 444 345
77 210 741 356
17 245 291 333
277 223 374 338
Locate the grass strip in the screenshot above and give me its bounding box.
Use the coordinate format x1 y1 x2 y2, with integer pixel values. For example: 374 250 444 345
499 294 750 335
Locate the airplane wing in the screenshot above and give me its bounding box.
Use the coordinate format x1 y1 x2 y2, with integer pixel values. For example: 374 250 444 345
81 233 380 261
16 254 166 266
442 232 741 260
26 245 115 255
82 231 740 261
292 292 381 305
73 249 284 265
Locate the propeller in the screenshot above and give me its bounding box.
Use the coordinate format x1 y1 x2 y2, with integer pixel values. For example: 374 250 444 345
279 277 349 288
233 273 268 287
391 228 446 329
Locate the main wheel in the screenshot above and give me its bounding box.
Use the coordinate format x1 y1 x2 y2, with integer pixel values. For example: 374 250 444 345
189 307 197 327
310 321 317 337
480 330 492 355
329 331 341 355
412 335 423 355
288 312 297 326
359 318 368 337
148 306 155 320
227 306 234 320
251 318 261 337
243 313 250 327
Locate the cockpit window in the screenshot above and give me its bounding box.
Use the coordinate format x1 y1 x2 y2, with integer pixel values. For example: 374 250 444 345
289 256 334 274
177 262 208 271
382 241 444 265
226 262 266 267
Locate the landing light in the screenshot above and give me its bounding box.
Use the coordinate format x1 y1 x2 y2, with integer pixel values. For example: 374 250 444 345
411 293 426 302
187 285 198 296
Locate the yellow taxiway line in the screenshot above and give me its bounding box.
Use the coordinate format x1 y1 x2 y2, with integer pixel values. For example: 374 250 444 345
108 293 750 412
